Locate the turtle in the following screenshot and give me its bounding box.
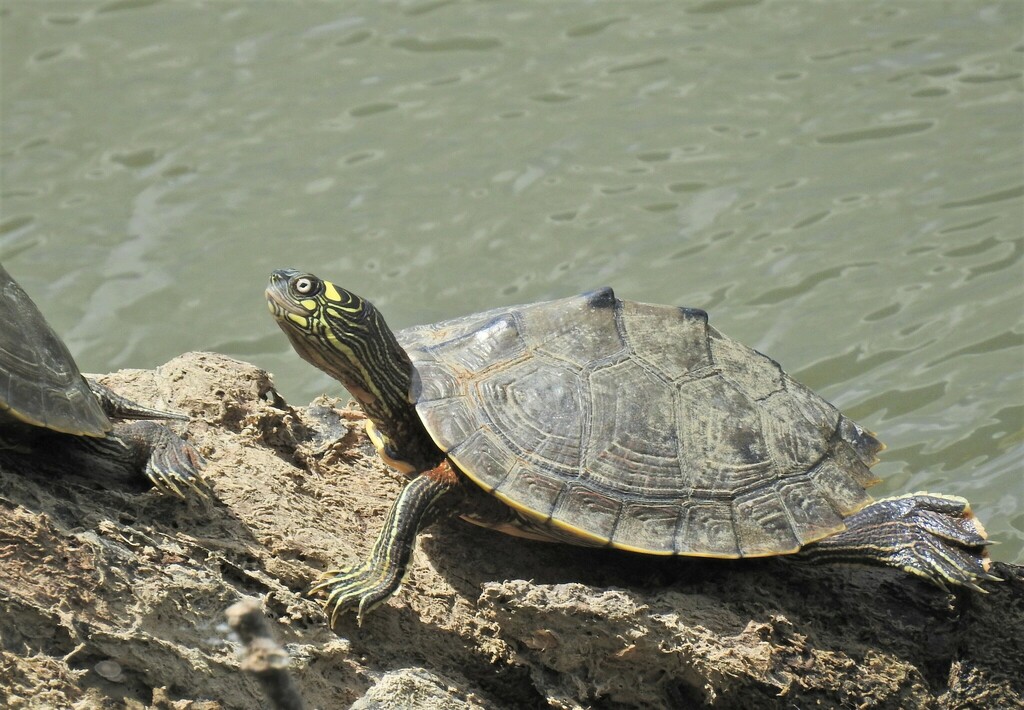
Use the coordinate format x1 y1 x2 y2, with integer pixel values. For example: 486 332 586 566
266 268 997 625
0 264 205 497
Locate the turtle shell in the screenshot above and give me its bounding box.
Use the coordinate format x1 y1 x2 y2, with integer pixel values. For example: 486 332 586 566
0 265 110 436
399 287 885 558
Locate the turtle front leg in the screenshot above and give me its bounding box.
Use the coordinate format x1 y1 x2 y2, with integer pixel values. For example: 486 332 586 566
110 420 208 497
313 461 460 626
797 493 1001 591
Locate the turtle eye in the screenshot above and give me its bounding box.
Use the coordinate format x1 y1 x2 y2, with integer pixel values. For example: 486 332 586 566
293 276 318 296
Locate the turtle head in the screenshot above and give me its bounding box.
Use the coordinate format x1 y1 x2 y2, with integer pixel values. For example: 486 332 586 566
266 269 414 421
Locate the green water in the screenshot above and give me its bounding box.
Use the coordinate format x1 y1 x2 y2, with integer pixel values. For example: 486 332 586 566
2 0 1022 563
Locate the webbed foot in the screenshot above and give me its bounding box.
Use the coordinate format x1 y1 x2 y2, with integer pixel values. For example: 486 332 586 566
113 420 208 498
144 426 208 498
312 561 403 627
801 492 1001 591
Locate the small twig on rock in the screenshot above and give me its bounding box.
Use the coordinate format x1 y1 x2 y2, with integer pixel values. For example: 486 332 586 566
226 597 305 710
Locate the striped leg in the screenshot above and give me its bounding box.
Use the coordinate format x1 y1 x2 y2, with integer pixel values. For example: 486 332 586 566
799 493 1000 591
312 465 459 626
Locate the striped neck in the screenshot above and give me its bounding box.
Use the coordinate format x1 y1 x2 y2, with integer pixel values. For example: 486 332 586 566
267 270 440 472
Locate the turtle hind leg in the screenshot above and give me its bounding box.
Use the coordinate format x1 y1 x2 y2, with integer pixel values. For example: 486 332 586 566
798 493 1001 591
312 462 461 626
110 421 208 498
86 378 189 422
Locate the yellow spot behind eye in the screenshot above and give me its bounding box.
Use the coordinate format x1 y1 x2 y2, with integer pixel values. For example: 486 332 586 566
323 281 341 303
300 299 317 310
287 313 309 327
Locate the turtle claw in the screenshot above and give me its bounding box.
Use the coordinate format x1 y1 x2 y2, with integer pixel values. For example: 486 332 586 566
146 470 185 498
312 561 402 627
141 427 209 499
145 465 210 499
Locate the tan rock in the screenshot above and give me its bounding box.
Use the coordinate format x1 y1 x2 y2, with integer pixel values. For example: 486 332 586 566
0 352 1020 709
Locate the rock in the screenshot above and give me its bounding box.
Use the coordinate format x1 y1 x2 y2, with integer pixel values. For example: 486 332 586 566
350 668 489 710
0 352 1021 709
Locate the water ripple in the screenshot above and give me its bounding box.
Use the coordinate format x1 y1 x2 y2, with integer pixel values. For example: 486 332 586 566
941 185 1024 209
816 121 935 144
390 36 502 53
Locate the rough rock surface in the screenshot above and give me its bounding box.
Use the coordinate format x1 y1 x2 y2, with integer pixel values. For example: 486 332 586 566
0 352 1021 709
